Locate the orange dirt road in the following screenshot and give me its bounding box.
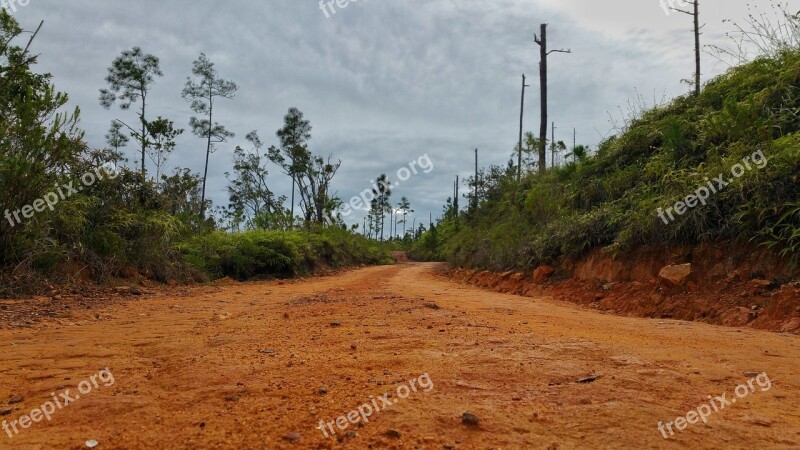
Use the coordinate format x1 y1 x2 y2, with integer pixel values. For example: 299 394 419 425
1 263 799 449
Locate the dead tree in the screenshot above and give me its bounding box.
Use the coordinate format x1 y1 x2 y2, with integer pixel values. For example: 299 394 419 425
671 1 702 96
534 24 570 173
518 74 529 181
473 148 479 212
551 122 556 168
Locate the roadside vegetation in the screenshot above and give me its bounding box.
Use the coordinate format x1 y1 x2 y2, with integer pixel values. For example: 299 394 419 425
0 11 394 296
412 6 800 271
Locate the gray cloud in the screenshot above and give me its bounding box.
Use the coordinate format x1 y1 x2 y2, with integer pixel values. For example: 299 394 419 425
9 0 764 230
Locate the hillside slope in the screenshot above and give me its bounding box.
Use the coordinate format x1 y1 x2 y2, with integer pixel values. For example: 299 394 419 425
414 50 800 275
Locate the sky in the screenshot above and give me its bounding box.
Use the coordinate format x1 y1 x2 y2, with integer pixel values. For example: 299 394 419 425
6 0 785 233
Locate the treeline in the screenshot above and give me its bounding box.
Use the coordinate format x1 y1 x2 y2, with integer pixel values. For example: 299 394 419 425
98 46 342 230
0 11 394 295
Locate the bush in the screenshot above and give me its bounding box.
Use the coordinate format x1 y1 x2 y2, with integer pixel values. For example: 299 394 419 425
181 227 394 281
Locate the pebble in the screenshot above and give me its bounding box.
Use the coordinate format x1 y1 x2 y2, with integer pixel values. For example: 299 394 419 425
337 430 357 442
461 412 480 426
577 375 602 384
282 432 302 443
385 429 402 439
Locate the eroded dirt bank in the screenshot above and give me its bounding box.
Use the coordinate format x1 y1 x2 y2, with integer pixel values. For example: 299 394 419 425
447 262 800 334
1 263 799 449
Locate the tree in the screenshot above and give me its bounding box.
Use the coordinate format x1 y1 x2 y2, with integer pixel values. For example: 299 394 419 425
566 144 589 163
226 131 286 229
268 108 312 224
267 108 340 226
305 155 341 224
398 196 414 236
146 117 183 184
534 24 571 172
550 139 567 168
518 74 530 180
519 132 543 173
182 53 238 218
670 1 702 96
159 168 204 219
368 198 381 240
0 11 84 262
372 175 392 241
105 121 129 160
99 47 163 179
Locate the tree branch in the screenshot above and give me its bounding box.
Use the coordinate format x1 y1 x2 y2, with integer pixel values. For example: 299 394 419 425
670 8 694 16
113 119 142 140
0 20 43 90
547 49 572 55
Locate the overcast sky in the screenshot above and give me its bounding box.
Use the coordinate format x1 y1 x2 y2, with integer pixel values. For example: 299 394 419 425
8 0 785 232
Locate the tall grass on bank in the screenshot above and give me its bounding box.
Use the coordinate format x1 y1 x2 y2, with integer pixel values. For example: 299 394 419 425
413 49 800 271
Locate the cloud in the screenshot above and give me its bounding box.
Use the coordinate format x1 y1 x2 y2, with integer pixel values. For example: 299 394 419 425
11 0 759 230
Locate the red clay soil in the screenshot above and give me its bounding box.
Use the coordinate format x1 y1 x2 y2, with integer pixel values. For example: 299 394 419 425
447 268 800 334
1 263 799 449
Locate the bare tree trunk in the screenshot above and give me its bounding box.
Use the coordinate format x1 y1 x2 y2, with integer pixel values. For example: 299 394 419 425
537 24 548 173
518 75 527 180
672 1 701 97
535 24 570 173
290 178 295 227
141 101 147 179
200 94 213 219
694 0 701 97
139 93 147 204
474 148 478 211
551 121 555 168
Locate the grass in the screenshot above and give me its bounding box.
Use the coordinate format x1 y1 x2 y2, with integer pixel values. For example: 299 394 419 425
413 49 800 271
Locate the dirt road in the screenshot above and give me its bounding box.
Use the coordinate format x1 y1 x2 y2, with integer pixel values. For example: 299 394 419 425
1 263 799 449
